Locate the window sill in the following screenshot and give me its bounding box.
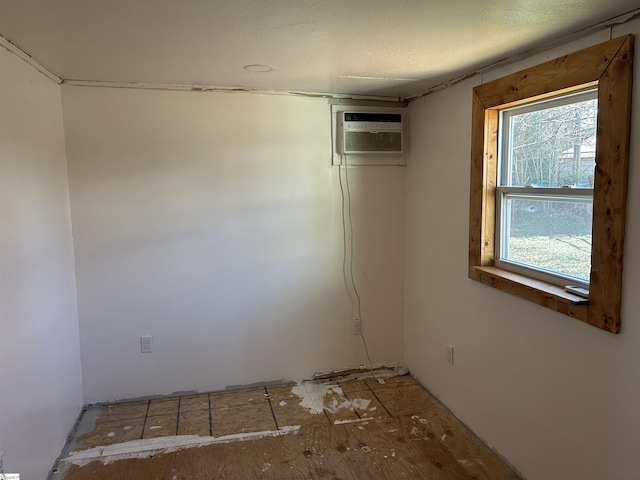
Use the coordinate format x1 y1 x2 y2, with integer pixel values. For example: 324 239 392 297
469 265 588 322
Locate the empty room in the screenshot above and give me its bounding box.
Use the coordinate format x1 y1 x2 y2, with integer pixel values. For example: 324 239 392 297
1 1 640 479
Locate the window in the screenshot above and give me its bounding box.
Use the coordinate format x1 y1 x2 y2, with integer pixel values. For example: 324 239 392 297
468 35 634 333
496 90 597 289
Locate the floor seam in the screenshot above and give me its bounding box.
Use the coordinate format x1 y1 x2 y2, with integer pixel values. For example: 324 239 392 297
139 400 151 439
369 388 394 418
175 397 182 435
208 394 213 437
343 391 362 419
265 386 280 430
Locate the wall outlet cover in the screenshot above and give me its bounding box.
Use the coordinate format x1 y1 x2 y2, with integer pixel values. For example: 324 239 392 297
353 318 362 336
141 335 153 353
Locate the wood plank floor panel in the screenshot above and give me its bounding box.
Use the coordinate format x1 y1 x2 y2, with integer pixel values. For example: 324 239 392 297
211 387 269 408
393 414 520 480
350 417 473 479
344 389 390 419
272 401 330 428
324 406 359 425
177 409 210 436
282 423 364 479
365 374 419 390
373 384 445 416
180 436 291 479
56 375 523 480
61 436 291 480
396 414 523 479
76 418 145 449
94 402 149 422
322 389 360 424
268 386 331 428
147 398 179 417
335 419 435 479
211 403 277 437
265 384 298 400
337 379 369 393
178 394 210 413
142 413 178 439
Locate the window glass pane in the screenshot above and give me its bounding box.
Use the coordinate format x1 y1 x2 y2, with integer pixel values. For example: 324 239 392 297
504 93 598 188
502 195 592 282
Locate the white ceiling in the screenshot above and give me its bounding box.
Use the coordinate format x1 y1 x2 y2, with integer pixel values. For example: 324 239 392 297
0 0 639 100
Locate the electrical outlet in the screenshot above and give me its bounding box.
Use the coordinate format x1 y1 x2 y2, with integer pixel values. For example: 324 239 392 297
353 318 362 336
447 344 454 365
140 335 153 353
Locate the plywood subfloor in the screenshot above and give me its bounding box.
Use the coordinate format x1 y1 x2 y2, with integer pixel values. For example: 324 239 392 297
53 374 522 480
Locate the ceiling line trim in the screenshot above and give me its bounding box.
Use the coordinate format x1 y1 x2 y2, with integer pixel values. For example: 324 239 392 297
406 7 640 103
0 33 61 84
60 79 402 102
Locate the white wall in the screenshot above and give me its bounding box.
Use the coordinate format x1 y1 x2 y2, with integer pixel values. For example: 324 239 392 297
0 48 83 478
405 24 640 480
61 87 405 403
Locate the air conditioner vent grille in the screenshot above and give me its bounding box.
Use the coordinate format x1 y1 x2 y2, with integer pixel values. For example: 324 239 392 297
331 105 407 166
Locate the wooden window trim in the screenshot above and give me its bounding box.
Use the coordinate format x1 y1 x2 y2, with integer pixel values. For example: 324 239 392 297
469 35 634 333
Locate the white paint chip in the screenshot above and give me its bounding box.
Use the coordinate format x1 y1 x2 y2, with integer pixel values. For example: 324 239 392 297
333 418 369 425
63 426 301 467
291 381 344 414
348 398 372 411
289 381 376 416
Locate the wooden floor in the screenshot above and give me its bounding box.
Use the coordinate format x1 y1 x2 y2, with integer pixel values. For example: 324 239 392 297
52 374 522 479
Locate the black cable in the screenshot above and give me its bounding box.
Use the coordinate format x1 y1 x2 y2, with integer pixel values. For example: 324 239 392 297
338 156 375 376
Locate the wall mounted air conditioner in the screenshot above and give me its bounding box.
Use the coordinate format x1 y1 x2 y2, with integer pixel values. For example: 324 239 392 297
331 105 407 166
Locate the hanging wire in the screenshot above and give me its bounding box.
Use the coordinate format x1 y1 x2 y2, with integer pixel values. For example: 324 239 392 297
338 155 375 378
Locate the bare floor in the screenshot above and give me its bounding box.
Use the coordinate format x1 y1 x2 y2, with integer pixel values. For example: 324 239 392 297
52 374 522 479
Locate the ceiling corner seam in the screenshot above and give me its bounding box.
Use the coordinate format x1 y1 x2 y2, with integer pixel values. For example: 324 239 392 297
0 33 62 84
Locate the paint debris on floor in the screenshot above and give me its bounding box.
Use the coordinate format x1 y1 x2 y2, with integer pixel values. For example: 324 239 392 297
51 371 522 479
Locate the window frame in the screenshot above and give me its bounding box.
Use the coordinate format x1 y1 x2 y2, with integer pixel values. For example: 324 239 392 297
468 35 634 333
494 89 598 289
